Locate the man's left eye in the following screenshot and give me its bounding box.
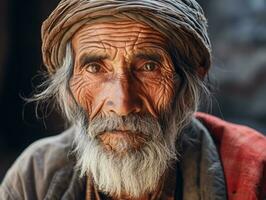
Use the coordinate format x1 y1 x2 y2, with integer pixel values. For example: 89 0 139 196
142 62 158 72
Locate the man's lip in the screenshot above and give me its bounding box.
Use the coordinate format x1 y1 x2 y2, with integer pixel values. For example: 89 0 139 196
99 130 133 135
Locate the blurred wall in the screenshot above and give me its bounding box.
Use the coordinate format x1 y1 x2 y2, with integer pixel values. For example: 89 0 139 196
0 0 265 180
0 0 62 180
206 0 266 133
0 0 8 98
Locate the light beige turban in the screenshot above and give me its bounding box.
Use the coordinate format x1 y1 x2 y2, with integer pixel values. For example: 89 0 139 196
42 0 211 75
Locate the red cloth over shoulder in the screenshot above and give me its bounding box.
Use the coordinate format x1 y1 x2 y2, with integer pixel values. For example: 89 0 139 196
195 112 266 200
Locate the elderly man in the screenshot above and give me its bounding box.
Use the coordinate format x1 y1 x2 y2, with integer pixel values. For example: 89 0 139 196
1 0 266 199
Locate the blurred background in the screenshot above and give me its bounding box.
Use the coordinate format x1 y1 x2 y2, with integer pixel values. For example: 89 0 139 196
0 0 265 181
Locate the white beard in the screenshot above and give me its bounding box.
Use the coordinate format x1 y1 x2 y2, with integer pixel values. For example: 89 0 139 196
74 126 177 198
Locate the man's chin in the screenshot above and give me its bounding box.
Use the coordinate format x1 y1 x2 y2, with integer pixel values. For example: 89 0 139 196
98 131 148 154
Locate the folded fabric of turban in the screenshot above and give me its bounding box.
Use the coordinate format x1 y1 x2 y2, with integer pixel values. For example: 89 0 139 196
42 0 211 75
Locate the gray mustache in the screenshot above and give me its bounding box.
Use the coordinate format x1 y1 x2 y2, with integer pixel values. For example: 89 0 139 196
87 114 162 138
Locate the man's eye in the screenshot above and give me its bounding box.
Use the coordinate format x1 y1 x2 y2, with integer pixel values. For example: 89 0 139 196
142 62 158 72
85 63 101 73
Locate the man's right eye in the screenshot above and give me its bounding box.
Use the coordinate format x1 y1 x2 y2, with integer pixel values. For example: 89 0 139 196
85 63 102 73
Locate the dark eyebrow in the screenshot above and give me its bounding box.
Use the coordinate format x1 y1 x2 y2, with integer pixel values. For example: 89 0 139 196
135 52 162 62
79 53 109 66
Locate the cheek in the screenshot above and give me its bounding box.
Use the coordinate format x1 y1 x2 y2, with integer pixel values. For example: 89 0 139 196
140 73 176 113
69 74 98 114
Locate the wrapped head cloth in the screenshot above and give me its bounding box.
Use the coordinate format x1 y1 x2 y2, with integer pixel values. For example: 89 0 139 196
42 0 211 75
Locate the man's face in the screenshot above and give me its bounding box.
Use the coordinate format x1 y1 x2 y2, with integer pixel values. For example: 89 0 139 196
70 19 176 154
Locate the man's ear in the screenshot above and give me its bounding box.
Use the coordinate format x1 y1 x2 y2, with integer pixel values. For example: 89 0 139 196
196 66 208 79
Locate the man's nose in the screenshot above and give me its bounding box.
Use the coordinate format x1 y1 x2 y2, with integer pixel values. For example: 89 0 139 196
104 78 142 116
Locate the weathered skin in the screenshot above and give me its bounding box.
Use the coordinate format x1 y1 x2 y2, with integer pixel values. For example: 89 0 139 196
70 20 177 153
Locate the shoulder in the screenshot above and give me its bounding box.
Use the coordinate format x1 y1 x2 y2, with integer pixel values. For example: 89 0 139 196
0 127 77 199
195 112 266 199
195 112 266 152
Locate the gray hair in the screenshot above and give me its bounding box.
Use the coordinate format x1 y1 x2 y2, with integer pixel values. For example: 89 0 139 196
29 43 82 124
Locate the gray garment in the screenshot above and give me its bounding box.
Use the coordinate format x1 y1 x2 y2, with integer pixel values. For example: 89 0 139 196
0 118 227 200
181 119 227 200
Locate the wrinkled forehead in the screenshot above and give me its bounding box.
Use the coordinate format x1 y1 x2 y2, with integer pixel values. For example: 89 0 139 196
71 17 168 53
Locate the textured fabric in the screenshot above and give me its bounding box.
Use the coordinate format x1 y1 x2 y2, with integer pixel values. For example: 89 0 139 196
0 117 226 199
41 0 211 74
0 127 86 200
196 112 266 200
